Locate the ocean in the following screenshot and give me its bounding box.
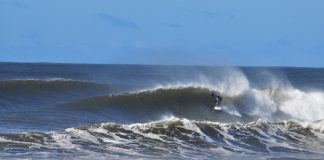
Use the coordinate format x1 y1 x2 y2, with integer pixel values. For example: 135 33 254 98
0 62 323 160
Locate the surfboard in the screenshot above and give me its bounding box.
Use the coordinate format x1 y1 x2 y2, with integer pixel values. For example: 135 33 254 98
214 106 222 110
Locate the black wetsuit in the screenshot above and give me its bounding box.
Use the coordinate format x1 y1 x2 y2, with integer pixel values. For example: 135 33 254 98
211 93 222 106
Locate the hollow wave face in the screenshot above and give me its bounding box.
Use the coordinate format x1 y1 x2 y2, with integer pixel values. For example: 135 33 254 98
134 68 324 122
1 65 324 159
58 87 244 123
57 68 324 123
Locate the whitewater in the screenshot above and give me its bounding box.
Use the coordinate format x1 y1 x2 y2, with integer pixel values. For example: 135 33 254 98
0 63 323 159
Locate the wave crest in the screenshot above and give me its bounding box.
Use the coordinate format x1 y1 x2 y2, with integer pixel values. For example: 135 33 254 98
59 83 324 123
1 119 324 159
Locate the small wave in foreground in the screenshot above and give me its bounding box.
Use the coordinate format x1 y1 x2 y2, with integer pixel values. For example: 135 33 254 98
0 118 323 159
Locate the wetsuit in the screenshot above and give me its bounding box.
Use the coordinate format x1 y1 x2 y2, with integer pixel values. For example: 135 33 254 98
211 93 222 106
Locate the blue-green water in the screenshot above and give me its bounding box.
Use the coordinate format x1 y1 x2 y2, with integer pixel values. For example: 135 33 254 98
0 62 324 159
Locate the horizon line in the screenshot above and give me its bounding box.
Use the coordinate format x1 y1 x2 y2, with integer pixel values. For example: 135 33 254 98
0 61 323 69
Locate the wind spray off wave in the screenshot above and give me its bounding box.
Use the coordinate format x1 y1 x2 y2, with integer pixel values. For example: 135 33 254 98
0 63 324 159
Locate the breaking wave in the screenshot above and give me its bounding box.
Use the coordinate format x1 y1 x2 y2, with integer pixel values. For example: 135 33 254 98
58 84 324 123
1 66 324 159
58 87 245 123
1 118 324 159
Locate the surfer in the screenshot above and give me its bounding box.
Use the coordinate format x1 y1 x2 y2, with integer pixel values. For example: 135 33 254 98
211 93 222 110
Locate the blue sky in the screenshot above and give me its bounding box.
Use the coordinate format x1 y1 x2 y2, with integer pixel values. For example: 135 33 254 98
0 0 324 67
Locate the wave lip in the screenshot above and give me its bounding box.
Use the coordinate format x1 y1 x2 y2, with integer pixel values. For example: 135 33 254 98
57 87 247 123
0 119 324 159
58 83 324 123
